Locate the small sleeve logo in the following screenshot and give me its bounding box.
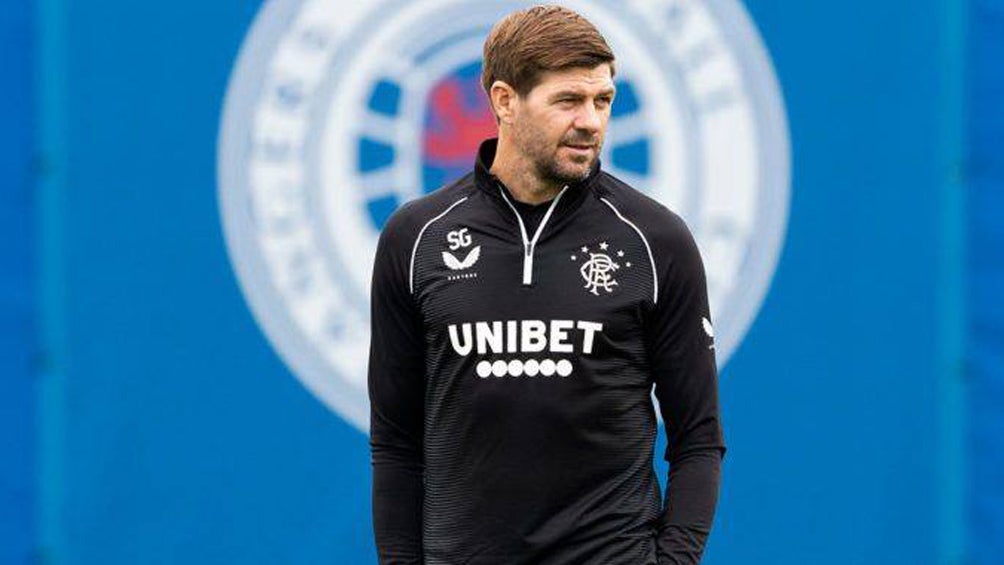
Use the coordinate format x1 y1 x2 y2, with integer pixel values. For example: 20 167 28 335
703 317 715 349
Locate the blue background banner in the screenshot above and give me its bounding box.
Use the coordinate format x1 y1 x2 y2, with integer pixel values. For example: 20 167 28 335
1 0 35 563
968 1 1004 563
4 0 999 563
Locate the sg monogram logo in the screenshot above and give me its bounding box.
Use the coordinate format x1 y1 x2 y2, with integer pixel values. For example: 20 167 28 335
446 227 472 251
443 228 480 271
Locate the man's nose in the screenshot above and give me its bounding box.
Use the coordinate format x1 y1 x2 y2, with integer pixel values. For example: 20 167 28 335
573 102 603 132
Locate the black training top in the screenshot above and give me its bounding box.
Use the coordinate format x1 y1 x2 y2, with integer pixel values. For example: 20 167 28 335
368 138 727 565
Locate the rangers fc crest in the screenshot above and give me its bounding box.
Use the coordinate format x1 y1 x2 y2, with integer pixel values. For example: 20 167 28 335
570 241 632 296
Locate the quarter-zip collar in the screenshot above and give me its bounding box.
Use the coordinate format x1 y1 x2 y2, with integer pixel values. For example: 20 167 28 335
473 137 603 285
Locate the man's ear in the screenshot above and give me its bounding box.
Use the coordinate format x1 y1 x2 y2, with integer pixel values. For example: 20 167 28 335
490 80 518 125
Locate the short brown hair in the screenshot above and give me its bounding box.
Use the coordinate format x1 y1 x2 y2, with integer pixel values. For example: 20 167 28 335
481 5 616 99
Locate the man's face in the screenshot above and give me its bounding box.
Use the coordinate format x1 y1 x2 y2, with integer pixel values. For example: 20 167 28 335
509 64 616 186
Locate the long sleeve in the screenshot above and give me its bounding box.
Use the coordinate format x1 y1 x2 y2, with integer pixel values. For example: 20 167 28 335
646 218 727 565
368 210 426 564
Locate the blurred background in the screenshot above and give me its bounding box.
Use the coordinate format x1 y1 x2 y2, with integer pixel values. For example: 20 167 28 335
2 0 1001 563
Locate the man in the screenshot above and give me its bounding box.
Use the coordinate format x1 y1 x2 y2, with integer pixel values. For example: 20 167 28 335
368 5 726 564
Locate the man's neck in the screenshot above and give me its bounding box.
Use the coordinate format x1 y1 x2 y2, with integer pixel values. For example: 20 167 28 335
490 138 563 205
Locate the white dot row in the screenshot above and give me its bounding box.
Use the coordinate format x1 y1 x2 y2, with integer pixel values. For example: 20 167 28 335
447 272 478 281
476 359 573 378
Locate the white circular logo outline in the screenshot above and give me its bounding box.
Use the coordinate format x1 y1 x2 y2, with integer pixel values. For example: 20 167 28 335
218 0 791 431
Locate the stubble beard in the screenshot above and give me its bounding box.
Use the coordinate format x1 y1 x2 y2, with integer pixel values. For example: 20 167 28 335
515 123 599 187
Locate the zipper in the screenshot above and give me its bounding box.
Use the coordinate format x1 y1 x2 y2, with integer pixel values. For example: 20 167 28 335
497 183 570 285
